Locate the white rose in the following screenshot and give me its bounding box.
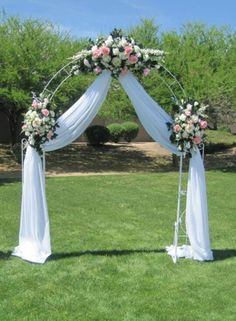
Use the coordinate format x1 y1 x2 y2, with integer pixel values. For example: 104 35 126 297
102 55 111 63
91 45 98 52
186 103 192 110
194 101 199 107
112 57 121 67
179 114 187 121
50 110 55 117
105 35 113 46
113 48 120 56
186 124 194 133
143 54 149 61
120 37 128 47
119 52 127 60
134 45 140 53
30 111 37 120
83 59 91 68
182 131 189 139
32 118 42 128
191 115 199 123
43 98 49 108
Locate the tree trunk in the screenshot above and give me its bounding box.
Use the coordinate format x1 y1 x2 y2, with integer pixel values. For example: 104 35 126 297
0 107 23 145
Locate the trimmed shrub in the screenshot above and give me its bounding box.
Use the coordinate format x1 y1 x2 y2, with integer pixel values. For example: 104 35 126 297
107 123 124 143
85 125 110 145
122 121 139 142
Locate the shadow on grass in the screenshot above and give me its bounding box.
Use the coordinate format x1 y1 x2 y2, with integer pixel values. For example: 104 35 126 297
46 144 175 174
212 249 236 261
0 251 12 259
49 248 166 261
1 249 236 262
0 177 21 186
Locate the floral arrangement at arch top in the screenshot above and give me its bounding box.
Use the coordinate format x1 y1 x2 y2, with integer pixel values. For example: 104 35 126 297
168 99 208 154
22 94 59 154
70 29 165 78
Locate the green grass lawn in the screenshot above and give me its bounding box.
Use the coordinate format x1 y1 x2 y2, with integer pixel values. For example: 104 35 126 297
0 171 235 321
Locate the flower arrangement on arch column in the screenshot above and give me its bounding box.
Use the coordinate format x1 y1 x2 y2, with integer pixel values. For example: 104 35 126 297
22 94 59 154
168 99 208 154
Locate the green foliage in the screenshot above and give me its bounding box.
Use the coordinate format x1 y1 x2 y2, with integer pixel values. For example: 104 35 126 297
128 18 160 48
159 23 236 128
99 79 135 120
85 125 110 145
122 121 139 142
0 14 89 143
107 123 124 143
0 172 236 320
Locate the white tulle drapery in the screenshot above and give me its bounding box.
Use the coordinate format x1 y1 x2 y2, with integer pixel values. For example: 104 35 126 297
13 70 212 264
12 71 111 263
119 72 213 261
186 149 213 260
12 145 51 263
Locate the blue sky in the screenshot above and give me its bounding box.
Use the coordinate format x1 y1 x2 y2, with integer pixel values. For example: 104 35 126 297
1 0 236 38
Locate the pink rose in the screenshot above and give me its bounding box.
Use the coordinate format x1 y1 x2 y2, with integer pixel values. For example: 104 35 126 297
128 54 138 64
124 46 133 55
185 110 191 116
192 136 202 144
32 100 39 109
41 109 49 117
94 66 102 75
143 68 150 76
174 124 181 132
100 46 110 56
120 67 129 76
47 131 53 139
92 49 102 59
199 120 208 129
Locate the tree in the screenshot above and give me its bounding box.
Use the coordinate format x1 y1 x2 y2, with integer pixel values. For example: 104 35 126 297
0 14 88 144
160 23 236 129
128 18 160 48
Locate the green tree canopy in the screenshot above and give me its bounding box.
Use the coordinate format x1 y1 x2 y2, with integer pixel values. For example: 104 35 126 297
0 14 89 143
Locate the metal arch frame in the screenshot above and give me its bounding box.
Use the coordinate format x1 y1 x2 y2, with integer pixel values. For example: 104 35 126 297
41 61 75 101
39 60 188 104
22 59 189 264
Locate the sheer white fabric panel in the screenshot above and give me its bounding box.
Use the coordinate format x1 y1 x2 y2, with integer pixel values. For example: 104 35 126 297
119 72 181 155
13 71 112 263
186 149 213 260
12 146 51 263
120 72 212 261
44 70 112 151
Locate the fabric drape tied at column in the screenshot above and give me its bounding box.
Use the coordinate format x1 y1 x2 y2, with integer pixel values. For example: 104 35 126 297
13 71 112 263
119 72 213 261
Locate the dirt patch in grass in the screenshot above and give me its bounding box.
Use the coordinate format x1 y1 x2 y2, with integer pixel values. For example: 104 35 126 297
0 142 235 179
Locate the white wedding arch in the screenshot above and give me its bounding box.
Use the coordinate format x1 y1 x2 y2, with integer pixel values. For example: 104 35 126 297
12 31 213 264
